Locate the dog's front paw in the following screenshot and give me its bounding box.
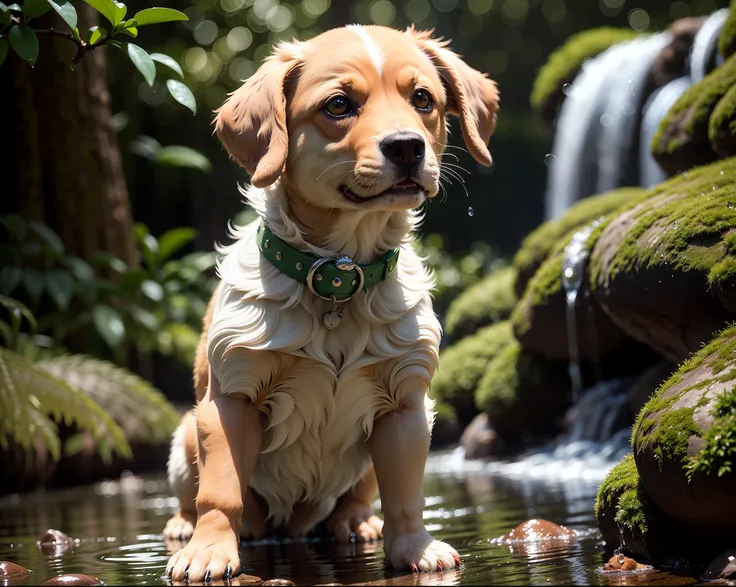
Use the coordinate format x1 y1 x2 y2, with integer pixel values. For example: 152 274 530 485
384 530 461 572
326 500 383 543
163 511 196 542
165 527 239 582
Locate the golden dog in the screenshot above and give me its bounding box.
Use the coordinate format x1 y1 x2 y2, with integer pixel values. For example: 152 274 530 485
164 24 498 583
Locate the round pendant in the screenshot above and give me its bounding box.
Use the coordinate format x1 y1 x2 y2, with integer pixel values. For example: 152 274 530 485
322 309 343 330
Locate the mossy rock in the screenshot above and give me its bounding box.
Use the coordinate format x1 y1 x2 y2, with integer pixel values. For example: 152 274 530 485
513 187 645 298
530 27 639 128
474 335 570 442
632 324 736 532
709 83 736 158
595 454 729 561
430 321 514 429
443 266 517 341
590 157 736 361
718 0 736 59
651 53 736 176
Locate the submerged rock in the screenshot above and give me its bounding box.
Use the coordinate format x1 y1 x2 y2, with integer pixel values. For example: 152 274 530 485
0 561 31 579
37 529 75 556
443 265 517 342
590 157 736 361
41 575 104 586
633 324 736 532
501 519 575 542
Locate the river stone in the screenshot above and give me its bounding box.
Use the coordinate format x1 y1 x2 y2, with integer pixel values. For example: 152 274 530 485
651 17 708 88
37 529 75 556
459 413 508 459
501 519 575 542
0 561 31 579
590 157 736 362
632 324 736 532
41 575 104 586
261 580 296 586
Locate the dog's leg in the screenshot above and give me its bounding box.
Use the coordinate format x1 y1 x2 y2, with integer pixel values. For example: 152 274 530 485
369 390 461 572
165 370 262 583
325 465 384 542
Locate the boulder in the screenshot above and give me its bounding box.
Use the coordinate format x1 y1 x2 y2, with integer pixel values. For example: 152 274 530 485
474 335 570 443
530 28 638 129
650 17 708 87
459 413 507 459
633 324 736 533
590 157 736 362
430 321 514 430
500 519 575 542
627 360 677 417
443 265 516 342
709 83 736 157
718 0 736 59
651 54 736 176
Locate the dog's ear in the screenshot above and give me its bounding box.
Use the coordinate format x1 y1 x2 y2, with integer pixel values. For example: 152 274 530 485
214 42 302 188
408 26 499 167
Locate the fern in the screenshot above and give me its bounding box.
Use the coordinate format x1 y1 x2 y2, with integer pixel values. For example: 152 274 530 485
38 355 180 446
0 347 131 462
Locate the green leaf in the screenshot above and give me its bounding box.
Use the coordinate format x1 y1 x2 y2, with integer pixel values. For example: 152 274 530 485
150 52 182 77
155 146 211 173
0 39 7 67
7 3 21 11
44 269 74 310
129 306 159 331
46 0 77 29
86 25 106 45
28 221 64 255
0 3 10 27
118 25 137 37
166 79 196 115
157 227 197 261
126 43 155 86
91 304 125 349
61 256 95 283
83 0 124 28
140 279 164 302
132 7 187 26
23 269 44 302
0 294 36 331
9 25 38 66
134 223 159 269
0 267 22 295
22 0 51 20
0 214 27 238
90 251 128 273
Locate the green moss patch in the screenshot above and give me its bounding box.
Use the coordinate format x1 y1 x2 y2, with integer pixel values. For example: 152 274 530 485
687 387 736 479
530 28 639 118
444 266 517 340
595 455 651 534
718 0 736 59
709 84 736 157
430 321 514 425
651 53 736 173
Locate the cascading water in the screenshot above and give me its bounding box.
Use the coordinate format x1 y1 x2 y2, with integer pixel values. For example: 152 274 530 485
689 8 729 82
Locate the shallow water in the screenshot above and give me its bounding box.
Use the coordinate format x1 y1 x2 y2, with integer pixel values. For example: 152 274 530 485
0 451 704 586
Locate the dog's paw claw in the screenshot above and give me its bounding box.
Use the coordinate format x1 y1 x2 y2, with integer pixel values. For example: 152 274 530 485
411 561 419 573
452 552 462 567
437 560 444 571
224 565 233 580
204 568 212 584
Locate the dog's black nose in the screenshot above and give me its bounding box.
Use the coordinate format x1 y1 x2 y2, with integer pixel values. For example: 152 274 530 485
380 132 425 169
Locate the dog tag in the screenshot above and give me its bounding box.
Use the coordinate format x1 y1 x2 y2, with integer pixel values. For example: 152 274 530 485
322 308 343 330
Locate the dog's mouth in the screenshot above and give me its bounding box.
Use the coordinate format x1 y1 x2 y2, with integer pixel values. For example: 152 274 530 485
340 180 425 203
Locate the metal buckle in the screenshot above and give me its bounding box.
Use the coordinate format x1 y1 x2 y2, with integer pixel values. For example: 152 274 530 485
306 257 364 303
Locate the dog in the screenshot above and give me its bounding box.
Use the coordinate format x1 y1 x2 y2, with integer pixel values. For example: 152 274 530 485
164 24 499 583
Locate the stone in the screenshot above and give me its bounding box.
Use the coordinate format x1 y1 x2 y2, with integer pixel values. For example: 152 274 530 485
41 574 104 586
702 549 736 581
236 575 264 585
443 265 516 342
590 157 736 362
627 360 677 417
37 529 75 556
459 413 507 460
0 561 31 579
650 17 707 88
500 519 575 542
261 580 295 586
632 324 736 532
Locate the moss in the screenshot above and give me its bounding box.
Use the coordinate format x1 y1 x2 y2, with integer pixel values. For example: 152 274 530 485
709 256 736 287
429 321 514 424
444 265 517 340
474 339 523 419
590 156 736 290
530 27 639 115
513 187 644 290
718 0 736 59
651 53 736 167
709 84 736 157
633 323 736 476
687 387 736 479
595 454 650 534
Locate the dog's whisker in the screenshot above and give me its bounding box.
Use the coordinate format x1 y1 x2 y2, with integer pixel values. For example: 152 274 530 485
316 160 358 182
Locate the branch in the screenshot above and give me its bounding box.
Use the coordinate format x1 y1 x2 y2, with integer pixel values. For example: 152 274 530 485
0 25 110 64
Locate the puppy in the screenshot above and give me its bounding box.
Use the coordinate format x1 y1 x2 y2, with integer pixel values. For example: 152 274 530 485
164 24 498 582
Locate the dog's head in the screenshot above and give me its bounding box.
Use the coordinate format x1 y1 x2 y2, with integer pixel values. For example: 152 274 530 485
214 25 499 213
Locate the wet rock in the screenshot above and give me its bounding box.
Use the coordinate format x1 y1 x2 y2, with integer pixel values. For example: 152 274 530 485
37 529 75 555
601 554 649 571
236 575 264 585
459 413 507 460
474 335 571 443
590 158 736 362
501 519 575 542
702 549 736 581
430 321 514 430
651 54 736 176
627 360 676 417
632 324 736 532
41 574 104 586
261 580 295 586
443 265 517 342
530 28 638 130
0 561 31 579
650 17 707 88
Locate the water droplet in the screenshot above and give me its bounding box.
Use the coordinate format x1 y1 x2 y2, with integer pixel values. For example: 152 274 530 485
600 113 614 127
467 206 474 217
618 553 626 564
720 170 725 175
614 548 621 557
544 153 557 167
562 83 572 95
728 202 734 209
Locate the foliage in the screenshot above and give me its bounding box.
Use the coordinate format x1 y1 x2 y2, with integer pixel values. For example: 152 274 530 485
595 454 651 535
719 0 736 59
0 0 196 114
686 388 736 479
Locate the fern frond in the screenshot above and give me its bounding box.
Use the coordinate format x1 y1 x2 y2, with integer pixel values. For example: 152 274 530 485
37 355 180 446
0 347 130 461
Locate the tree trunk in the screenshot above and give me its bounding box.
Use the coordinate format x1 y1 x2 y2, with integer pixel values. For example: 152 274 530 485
0 4 136 267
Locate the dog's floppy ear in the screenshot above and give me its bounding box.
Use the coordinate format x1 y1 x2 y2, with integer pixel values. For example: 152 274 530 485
214 42 302 188
408 26 499 166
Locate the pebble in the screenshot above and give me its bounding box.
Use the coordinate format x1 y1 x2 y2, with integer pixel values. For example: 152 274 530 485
238 575 265 585
501 519 576 542
37 529 75 556
0 561 31 578
41 574 104 585
261 580 296 586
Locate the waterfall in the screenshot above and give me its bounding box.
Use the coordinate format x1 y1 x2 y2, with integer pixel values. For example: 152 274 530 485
689 8 729 82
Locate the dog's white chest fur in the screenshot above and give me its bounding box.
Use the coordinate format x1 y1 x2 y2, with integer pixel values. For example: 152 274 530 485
205 185 441 527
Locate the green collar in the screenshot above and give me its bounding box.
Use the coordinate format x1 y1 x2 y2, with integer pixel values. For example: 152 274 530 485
256 223 400 302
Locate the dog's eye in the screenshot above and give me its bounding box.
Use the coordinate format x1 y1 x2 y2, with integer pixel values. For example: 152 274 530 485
411 90 433 112
324 96 352 118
